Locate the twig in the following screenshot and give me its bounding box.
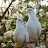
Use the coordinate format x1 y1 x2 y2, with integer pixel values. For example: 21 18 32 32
0 0 14 32
1 1 13 20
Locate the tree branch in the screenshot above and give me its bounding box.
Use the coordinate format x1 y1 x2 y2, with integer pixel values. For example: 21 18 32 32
0 0 14 32
1 1 13 19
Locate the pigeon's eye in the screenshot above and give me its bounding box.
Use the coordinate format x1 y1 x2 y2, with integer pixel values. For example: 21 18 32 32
29 9 31 11
18 19 21 21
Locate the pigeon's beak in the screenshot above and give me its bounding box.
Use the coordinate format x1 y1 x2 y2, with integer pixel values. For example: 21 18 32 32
25 10 28 13
22 21 24 23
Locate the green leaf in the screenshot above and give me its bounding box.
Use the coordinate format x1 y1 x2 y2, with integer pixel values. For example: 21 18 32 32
0 29 4 36
4 0 6 3
35 43 39 47
10 35 15 43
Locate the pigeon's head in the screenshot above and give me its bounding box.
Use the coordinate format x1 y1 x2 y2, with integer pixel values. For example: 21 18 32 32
26 8 35 15
17 18 23 23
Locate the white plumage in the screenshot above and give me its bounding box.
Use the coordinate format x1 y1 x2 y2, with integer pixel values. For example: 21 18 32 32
26 8 42 41
13 18 29 44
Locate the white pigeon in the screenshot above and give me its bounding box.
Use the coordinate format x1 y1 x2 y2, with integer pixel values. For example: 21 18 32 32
13 18 29 47
26 8 42 42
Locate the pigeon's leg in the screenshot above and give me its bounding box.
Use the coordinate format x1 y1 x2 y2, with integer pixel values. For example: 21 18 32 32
23 42 28 48
35 39 38 43
29 40 35 48
24 42 26 46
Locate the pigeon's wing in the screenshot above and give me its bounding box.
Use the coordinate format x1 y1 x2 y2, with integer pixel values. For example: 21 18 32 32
37 24 42 42
13 29 17 42
25 32 29 42
38 24 42 36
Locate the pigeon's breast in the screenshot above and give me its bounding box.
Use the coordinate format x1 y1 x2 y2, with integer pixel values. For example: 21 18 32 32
16 25 26 43
27 20 36 33
26 20 39 40
16 32 25 43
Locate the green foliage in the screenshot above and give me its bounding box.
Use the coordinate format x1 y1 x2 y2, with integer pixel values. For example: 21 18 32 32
3 35 14 43
25 46 29 48
10 35 15 43
35 43 39 47
3 0 6 3
0 29 4 36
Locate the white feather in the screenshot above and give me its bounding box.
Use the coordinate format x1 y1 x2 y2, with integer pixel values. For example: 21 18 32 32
13 18 29 44
26 8 42 40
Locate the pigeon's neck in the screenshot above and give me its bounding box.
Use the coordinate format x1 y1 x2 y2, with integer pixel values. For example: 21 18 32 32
16 22 22 27
29 13 37 21
17 22 22 25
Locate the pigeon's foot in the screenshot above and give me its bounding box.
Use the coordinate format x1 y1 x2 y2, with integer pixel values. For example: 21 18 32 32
30 40 33 44
30 40 37 44
24 42 26 46
35 39 38 43
14 45 17 48
33 41 37 43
